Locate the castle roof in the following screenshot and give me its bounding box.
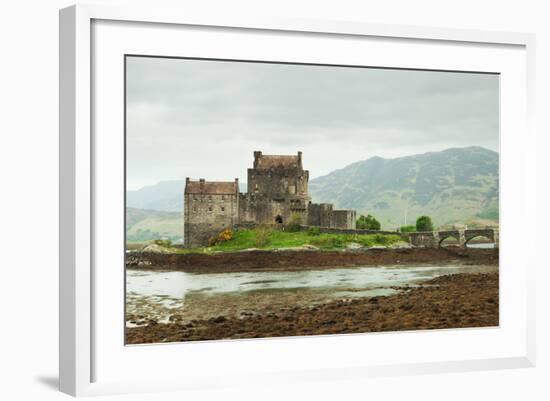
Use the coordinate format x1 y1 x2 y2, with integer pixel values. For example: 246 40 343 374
256 155 300 169
185 179 238 195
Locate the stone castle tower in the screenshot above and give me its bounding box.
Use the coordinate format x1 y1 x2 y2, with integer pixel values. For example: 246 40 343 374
184 151 356 247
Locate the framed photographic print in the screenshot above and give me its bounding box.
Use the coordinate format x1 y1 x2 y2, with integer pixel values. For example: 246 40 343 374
59 4 536 397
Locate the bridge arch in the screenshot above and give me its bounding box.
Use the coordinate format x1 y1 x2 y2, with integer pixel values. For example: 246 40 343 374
464 229 497 248
439 235 460 248
436 230 464 248
464 233 496 248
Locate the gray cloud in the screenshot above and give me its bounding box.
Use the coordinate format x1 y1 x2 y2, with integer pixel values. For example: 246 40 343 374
126 56 499 189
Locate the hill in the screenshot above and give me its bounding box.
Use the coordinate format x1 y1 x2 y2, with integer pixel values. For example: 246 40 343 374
127 180 185 212
309 146 498 229
126 207 182 242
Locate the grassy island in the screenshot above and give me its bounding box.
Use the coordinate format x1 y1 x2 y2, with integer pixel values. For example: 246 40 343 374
128 227 405 254
210 228 403 251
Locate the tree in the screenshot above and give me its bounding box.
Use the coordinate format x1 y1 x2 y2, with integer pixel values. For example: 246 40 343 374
416 215 434 232
399 225 416 233
356 214 381 230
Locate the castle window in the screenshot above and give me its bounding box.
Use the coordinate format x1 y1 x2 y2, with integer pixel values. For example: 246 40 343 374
221 195 225 200
221 207 225 212
208 206 212 212
208 195 212 201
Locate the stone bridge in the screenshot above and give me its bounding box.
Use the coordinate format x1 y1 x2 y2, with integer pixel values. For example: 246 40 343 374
408 228 499 248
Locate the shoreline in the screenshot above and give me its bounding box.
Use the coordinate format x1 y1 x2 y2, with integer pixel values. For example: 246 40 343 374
126 247 498 273
126 271 499 344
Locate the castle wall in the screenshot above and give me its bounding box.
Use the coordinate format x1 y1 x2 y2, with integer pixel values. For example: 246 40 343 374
331 210 357 229
247 167 309 197
300 225 399 236
184 191 239 247
247 151 309 197
240 194 307 225
307 203 333 227
307 203 356 229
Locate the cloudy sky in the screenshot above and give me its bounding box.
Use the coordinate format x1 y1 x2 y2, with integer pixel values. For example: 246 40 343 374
126 56 499 190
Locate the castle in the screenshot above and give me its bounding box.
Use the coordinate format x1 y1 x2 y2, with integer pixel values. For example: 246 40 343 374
184 151 357 247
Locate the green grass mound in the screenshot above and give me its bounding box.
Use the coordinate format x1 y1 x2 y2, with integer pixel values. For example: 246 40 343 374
208 228 402 252
128 228 404 254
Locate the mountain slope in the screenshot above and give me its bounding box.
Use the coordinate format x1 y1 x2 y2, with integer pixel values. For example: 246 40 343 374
126 207 183 242
127 181 247 212
308 146 498 228
127 180 185 212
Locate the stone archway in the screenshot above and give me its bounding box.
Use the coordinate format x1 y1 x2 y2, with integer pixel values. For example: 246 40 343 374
465 234 495 248
439 235 460 248
275 215 283 224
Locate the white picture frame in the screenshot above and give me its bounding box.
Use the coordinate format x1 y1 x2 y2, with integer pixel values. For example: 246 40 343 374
59 4 536 397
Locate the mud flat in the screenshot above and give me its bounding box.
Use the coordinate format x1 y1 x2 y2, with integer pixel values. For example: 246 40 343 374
126 247 498 273
126 271 499 344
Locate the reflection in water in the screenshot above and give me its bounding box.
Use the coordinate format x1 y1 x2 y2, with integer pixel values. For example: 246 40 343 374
466 243 495 249
126 264 496 299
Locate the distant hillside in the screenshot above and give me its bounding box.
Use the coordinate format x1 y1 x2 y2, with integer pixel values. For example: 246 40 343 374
127 180 185 212
126 207 182 242
127 181 247 212
309 146 499 229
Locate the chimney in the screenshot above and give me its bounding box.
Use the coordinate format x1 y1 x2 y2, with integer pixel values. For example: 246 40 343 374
253 151 262 168
199 178 205 190
235 178 239 192
297 151 303 168
184 177 190 194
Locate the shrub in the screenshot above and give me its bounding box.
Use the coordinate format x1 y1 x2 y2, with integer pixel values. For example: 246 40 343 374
373 233 389 245
356 214 381 230
416 216 434 232
285 213 303 232
310 235 346 249
208 228 233 246
399 225 416 233
254 225 271 247
307 226 321 236
153 239 172 248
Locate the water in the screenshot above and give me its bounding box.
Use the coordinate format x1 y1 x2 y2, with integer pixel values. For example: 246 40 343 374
126 263 496 299
466 243 495 249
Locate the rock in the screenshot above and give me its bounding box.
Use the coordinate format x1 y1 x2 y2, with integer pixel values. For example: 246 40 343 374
391 241 412 249
213 316 226 323
346 242 363 250
271 244 320 252
142 244 169 253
